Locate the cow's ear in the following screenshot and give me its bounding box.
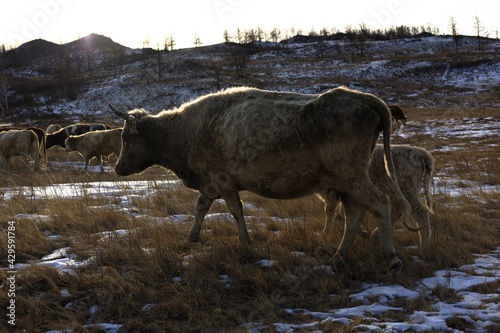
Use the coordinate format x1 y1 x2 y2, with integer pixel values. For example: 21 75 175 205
128 116 139 134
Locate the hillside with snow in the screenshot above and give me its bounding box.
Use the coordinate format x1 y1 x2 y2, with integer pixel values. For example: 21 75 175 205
1 33 499 124
1 33 499 333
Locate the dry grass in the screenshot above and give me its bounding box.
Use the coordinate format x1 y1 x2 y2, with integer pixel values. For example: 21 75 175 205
0 107 499 332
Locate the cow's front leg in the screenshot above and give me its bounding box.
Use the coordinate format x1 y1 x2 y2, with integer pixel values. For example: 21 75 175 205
188 194 214 242
209 172 250 243
98 155 105 173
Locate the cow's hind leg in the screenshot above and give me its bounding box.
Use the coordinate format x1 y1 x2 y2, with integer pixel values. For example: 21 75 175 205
187 194 214 242
29 137 40 171
370 195 401 241
407 194 432 248
318 189 341 237
342 179 401 278
0 155 8 171
20 152 31 170
334 194 365 260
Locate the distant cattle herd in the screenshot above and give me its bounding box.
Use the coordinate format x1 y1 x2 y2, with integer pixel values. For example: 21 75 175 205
1 87 435 278
0 122 121 172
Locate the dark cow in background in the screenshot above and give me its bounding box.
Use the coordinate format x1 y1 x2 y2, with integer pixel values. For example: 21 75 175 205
0 129 40 171
320 144 434 248
64 128 122 172
46 123 109 149
388 105 407 126
0 126 47 167
110 86 412 278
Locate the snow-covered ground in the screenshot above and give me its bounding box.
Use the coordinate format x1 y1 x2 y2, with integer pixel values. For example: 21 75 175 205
4 111 500 332
2 35 500 332
1 112 499 333
2 174 499 333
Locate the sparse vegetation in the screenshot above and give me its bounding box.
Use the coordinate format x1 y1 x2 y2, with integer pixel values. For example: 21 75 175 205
0 23 499 332
0 106 499 332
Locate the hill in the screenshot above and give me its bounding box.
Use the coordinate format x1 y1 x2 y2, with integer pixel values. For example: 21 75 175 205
0 34 500 333
0 33 499 124
65 33 129 53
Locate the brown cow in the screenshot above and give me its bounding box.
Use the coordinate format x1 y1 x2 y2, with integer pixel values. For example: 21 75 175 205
110 86 412 278
388 105 407 126
0 126 47 167
64 128 122 172
319 144 434 248
0 130 40 171
46 123 109 149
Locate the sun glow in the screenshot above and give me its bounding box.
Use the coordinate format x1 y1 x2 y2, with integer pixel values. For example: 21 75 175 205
1 0 499 49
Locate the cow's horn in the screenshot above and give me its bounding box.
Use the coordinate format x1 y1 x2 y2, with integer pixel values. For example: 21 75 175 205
109 104 129 120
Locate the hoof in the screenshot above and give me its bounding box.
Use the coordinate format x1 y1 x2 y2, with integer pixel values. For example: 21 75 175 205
332 253 348 268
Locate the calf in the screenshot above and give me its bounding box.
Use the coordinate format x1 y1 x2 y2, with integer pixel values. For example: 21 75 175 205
64 128 122 172
46 123 108 149
319 144 434 248
0 130 40 171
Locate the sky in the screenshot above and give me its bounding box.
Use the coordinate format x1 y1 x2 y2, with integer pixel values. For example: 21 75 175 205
1 0 499 49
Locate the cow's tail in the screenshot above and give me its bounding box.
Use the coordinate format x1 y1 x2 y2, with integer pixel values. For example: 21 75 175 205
376 102 419 232
41 132 47 167
420 152 434 214
29 131 41 171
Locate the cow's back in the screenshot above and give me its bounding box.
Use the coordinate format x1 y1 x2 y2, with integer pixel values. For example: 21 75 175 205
0 131 25 154
74 128 122 157
48 123 108 149
369 145 430 194
186 87 379 151
0 130 36 156
107 128 122 156
180 87 387 198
